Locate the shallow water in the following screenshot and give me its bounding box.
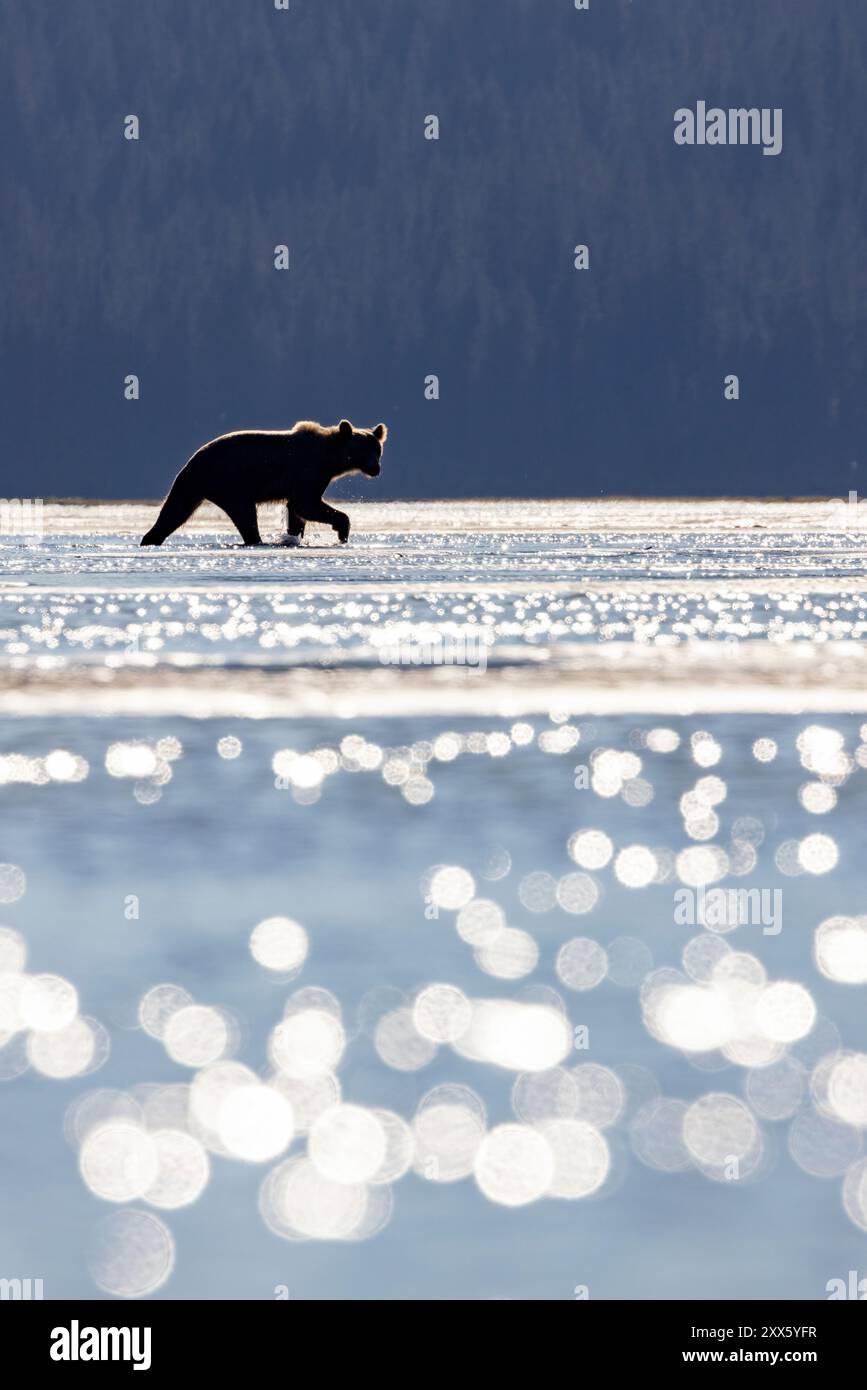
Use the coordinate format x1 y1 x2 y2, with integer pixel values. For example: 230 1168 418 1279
1 502 866 1300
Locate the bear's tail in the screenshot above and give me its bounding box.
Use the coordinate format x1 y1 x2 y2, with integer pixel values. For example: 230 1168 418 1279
140 466 203 546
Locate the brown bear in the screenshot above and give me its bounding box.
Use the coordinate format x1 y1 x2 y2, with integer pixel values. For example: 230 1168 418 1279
140 419 387 546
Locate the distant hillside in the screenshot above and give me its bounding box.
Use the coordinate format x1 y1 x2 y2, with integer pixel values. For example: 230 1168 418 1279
2 0 866 498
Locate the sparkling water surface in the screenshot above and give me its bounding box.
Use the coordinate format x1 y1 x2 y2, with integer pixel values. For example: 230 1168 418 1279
1 501 866 1300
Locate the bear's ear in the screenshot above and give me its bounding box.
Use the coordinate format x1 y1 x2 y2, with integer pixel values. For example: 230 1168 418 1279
373 423 388 442
338 419 353 439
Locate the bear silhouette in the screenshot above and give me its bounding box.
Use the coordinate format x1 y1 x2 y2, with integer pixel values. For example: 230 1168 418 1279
140 419 387 546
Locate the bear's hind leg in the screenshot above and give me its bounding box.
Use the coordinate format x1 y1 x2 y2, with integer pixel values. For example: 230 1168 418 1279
219 498 262 546
140 469 203 545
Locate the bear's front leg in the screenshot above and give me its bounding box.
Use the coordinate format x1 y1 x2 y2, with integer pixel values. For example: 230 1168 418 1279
300 499 350 543
285 503 306 539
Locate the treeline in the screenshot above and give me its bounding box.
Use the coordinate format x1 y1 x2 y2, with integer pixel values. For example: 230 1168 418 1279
2 0 866 498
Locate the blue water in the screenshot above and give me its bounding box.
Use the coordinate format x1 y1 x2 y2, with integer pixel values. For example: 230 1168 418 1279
1 506 866 1300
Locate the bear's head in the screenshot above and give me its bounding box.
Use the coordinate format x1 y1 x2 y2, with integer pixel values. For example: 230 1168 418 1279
336 419 388 478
